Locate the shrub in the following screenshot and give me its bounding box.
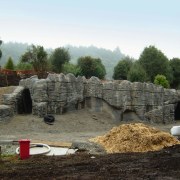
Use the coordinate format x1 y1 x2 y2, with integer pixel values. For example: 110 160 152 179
154 74 169 88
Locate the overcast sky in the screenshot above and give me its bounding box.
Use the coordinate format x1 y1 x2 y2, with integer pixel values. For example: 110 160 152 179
0 0 179 59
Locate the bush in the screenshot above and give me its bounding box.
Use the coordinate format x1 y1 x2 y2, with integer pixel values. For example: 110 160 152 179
154 74 169 88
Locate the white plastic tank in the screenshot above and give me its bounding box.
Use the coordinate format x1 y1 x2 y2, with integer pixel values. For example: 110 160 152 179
170 126 180 136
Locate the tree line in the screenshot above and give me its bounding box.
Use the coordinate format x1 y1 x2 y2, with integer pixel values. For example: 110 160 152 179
0 44 106 79
0 42 123 79
0 40 180 89
113 46 180 89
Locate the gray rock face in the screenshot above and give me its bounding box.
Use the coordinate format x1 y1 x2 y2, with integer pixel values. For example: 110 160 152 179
0 105 13 121
1 73 180 123
2 86 25 114
145 104 175 124
33 102 47 117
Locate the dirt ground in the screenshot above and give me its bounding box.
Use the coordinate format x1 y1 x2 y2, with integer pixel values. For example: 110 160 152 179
0 110 117 142
0 111 180 179
0 86 180 179
1 110 180 147
0 144 180 179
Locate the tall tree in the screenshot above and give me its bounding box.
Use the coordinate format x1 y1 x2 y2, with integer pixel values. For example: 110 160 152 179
169 58 180 89
127 62 147 82
50 47 70 73
4 57 15 70
94 58 106 79
21 45 48 73
139 46 171 82
77 56 106 79
113 57 133 80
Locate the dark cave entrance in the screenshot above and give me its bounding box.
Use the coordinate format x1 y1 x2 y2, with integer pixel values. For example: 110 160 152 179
17 89 32 114
175 102 180 120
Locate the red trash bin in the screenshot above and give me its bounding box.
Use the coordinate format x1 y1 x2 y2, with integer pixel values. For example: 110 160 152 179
18 139 30 160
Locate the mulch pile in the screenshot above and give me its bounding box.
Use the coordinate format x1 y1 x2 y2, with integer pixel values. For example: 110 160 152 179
90 123 180 153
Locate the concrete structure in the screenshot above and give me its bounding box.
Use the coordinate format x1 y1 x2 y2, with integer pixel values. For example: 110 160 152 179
1 73 180 124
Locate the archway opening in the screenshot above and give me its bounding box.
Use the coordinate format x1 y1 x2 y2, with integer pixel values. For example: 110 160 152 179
175 102 180 120
122 109 141 122
17 89 32 114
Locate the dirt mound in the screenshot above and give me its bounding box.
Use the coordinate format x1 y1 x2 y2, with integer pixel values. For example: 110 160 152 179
90 123 180 153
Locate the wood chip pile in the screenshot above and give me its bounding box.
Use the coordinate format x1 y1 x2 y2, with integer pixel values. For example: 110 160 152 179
90 123 180 153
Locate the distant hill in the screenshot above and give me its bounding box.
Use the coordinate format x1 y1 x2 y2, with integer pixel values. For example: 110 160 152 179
0 42 29 66
67 45 125 79
0 42 125 79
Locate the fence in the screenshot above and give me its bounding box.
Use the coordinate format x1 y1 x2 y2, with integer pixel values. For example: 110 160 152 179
0 68 37 87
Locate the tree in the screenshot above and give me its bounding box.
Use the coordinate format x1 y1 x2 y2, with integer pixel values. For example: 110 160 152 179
21 45 48 73
50 47 70 73
4 57 15 70
15 61 33 70
113 57 133 80
169 58 180 89
139 46 171 82
77 56 106 79
62 62 80 76
0 39 2 59
94 58 106 79
154 74 169 88
127 62 147 82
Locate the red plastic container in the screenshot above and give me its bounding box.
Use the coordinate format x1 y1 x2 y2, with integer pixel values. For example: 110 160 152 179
18 139 30 160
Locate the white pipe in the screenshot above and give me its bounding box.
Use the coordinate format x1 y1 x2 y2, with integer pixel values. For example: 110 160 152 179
16 143 51 155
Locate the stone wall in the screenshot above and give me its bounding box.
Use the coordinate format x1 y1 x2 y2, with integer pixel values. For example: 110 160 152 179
1 73 180 124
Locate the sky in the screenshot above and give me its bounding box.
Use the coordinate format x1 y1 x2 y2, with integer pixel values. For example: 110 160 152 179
0 0 180 59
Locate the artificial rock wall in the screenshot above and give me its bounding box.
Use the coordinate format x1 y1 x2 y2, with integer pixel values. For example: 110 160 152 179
1 73 180 124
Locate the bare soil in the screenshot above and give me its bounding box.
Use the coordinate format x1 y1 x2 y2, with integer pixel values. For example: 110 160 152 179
1 109 179 142
0 86 180 179
0 145 180 179
0 110 117 142
0 111 180 179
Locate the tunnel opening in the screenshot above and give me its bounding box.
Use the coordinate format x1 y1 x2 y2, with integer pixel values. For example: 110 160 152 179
17 89 32 114
122 109 141 122
175 102 180 120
